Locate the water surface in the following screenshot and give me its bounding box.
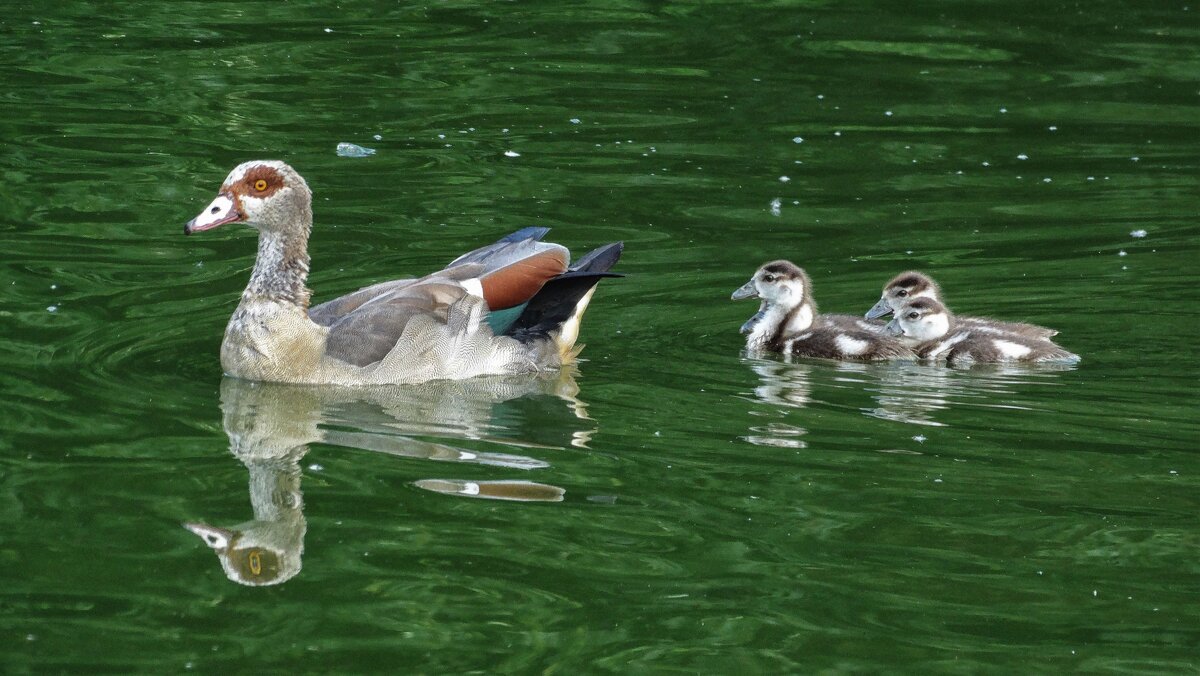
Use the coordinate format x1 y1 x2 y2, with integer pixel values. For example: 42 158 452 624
2 1 1198 671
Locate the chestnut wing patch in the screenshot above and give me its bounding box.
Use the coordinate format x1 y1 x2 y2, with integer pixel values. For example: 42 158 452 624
479 249 568 310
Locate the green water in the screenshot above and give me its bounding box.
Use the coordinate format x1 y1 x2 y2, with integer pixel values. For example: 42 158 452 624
3 1 1199 671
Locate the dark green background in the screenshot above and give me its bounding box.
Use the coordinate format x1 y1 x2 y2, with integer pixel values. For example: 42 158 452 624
2 1 1198 671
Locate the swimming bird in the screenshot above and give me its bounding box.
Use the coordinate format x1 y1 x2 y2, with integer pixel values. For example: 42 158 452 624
184 160 621 385
865 271 1058 339
732 261 913 361
885 297 1079 366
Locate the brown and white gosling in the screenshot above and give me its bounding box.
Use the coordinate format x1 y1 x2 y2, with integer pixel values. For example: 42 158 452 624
732 261 914 361
885 297 1079 366
866 271 1058 339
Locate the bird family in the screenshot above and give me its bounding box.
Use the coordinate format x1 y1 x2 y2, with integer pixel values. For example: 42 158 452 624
732 262 1078 366
185 160 1077 386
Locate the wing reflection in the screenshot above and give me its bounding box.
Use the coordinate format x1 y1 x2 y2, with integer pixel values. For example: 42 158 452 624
186 371 590 586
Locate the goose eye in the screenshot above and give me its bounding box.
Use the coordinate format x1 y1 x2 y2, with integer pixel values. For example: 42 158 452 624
254 179 268 192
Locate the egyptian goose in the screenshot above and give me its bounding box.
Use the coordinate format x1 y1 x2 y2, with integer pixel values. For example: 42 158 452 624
866 271 1058 339
885 297 1080 365
185 160 622 384
732 261 913 361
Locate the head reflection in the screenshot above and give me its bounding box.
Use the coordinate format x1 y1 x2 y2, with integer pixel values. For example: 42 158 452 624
187 372 589 586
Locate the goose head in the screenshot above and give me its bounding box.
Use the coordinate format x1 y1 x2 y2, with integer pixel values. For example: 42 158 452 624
732 260 816 338
885 297 953 345
185 160 312 236
731 260 812 308
866 271 942 320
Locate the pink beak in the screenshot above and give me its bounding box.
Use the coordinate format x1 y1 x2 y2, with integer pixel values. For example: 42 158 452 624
185 192 243 235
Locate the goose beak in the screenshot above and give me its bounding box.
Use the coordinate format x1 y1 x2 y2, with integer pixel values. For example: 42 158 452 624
884 319 904 337
731 280 759 301
184 522 237 550
185 192 242 235
865 297 893 320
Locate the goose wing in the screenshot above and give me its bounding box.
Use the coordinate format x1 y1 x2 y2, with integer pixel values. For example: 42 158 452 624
314 228 571 367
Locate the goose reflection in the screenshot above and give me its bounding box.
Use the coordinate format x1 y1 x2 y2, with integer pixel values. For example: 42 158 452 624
864 362 957 426
740 360 813 448
742 357 1076 440
865 362 1077 426
186 371 590 586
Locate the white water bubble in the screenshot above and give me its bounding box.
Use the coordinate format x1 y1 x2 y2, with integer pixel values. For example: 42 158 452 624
770 198 782 216
1017 153 1028 160
792 136 803 143
1130 229 1147 238
778 175 790 183
569 118 581 124
504 150 521 157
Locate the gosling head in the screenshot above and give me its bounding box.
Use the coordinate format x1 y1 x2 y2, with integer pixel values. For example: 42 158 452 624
884 297 954 345
185 160 312 236
731 260 813 309
865 271 942 320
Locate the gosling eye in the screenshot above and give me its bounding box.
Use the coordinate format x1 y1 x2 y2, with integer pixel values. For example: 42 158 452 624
897 289 908 297
762 274 776 283
907 312 919 320
253 179 268 192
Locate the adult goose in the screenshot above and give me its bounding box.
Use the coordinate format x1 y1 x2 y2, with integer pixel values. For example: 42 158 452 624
185 160 621 385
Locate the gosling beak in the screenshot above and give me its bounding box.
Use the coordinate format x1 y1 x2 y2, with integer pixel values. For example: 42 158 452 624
865 297 894 320
884 319 904 337
731 280 759 301
185 192 242 235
